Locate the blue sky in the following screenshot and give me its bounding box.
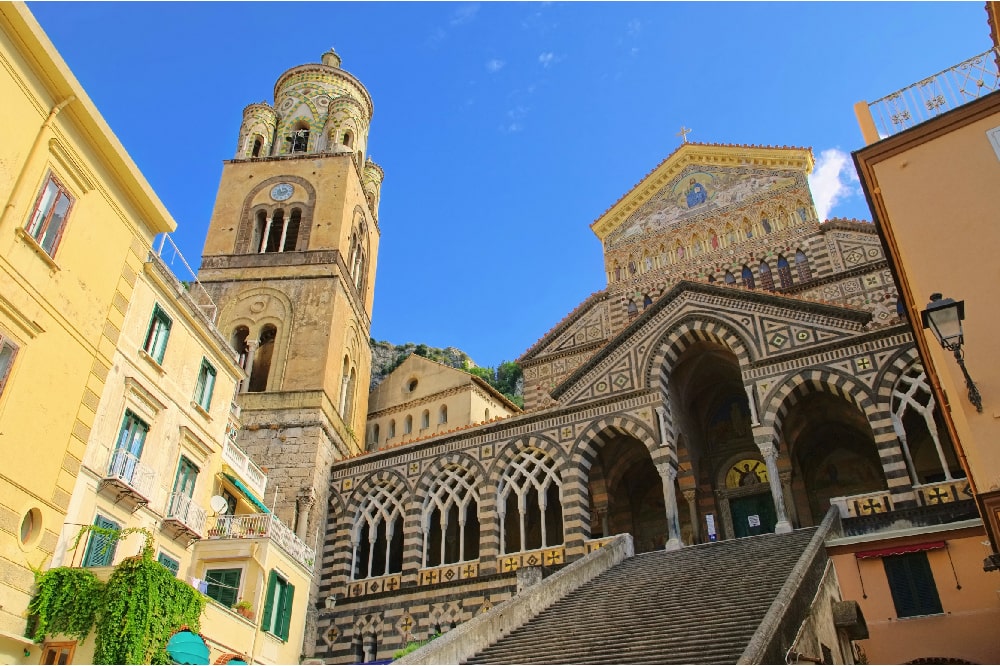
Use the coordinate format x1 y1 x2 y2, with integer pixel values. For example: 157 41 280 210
29 2 990 369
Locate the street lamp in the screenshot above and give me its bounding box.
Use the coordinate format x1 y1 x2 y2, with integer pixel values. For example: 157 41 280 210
921 293 983 412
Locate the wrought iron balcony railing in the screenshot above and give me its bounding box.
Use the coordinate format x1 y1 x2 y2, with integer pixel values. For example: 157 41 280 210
165 492 207 535
206 513 315 570
103 449 156 500
858 47 1000 142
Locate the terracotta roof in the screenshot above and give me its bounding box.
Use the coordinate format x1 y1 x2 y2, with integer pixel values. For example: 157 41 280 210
590 142 814 231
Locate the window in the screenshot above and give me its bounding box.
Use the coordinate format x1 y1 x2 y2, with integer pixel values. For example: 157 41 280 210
372 424 380 446
724 271 736 285
777 255 793 288
25 172 74 256
82 515 120 567
883 552 943 618
0 332 18 398
642 294 653 309
388 419 396 438
111 410 148 483
251 138 263 157
352 479 405 580
205 567 242 608
261 570 295 641
404 415 412 434
741 265 755 289
439 405 448 424
290 128 309 153
759 261 775 291
421 410 430 429
168 457 199 523
627 299 638 319
157 552 180 576
422 465 480 567
795 250 812 282
498 448 563 554
194 359 217 411
143 304 172 364
41 642 76 665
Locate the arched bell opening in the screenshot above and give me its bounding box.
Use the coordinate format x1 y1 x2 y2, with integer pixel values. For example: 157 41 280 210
586 433 663 553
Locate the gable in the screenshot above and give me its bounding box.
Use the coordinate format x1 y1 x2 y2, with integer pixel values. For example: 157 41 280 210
368 354 471 414
552 281 873 406
593 144 814 250
518 292 610 365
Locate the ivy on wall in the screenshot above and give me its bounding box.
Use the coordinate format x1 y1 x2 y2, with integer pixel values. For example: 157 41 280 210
28 526 206 665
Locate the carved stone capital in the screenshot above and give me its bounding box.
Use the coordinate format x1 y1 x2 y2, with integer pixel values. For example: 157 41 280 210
757 440 778 460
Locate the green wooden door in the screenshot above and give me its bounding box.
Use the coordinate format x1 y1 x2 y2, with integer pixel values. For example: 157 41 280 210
730 492 777 538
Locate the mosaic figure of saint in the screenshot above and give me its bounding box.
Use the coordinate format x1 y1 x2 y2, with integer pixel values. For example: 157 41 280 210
686 178 708 208
711 234 720 250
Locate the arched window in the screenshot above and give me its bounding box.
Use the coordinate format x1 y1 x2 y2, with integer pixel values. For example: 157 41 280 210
741 265 755 290
421 410 430 429
776 255 793 288
342 131 354 148
439 405 448 424
724 271 736 285
345 368 357 423
707 274 716 283
251 138 263 158
351 480 405 579
261 209 285 253
642 294 653 309
759 261 774 291
795 250 812 282
627 299 638 320
498 448 563 554
892 365 962 484
282 209 301 252
389 419 396 438
761 218 772 234
422 465 480 567
404 415 412 434
484 408 490 421
248 325 276 392
231 326 250 392
371 424 380 448
290 125 309 153
253 211 267 253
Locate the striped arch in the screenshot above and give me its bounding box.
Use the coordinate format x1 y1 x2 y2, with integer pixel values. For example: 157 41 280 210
343 468 412 529
414 452 485 568
414 451 486 499
570 414 660 479
321 488 350 579
874 345 921 405
763 367 915 505
485 434 567 489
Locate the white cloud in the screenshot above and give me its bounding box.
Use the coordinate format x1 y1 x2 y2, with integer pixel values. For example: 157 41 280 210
450 3 480 26
538 52 555 68
627 19 641 35
808 148 861 221
486 59 505 73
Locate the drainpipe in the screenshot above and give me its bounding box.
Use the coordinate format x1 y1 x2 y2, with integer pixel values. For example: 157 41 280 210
0 96 76 228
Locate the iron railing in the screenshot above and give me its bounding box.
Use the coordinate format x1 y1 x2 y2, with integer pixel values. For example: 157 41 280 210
152 234 218 322
207 513 315 570
867 47 1000 139
165 492 207 535
105 449 156 499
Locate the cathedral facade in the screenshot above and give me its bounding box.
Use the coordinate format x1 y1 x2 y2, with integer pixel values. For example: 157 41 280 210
193 51 962 663
312 144 960 662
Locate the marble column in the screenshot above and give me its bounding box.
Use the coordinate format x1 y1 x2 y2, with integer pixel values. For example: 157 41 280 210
654 406 671 448
753 427 792 534
296 490 315 541
656 462 683 551
779 470 798 526
240 340 259 393
682 488 699 544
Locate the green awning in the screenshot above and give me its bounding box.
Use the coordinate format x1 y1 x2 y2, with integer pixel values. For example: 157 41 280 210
223 474 270 514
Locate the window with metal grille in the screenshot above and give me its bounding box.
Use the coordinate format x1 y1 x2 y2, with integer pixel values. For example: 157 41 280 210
883 551 943 617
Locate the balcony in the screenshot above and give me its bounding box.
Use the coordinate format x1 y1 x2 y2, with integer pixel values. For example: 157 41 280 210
162 492 207 546
222 437 268 500
206 513 315 571
98 449 156 511
856 47 1000 143
831 478 978 537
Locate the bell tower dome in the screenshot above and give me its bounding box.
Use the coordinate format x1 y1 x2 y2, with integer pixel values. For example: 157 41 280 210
196 49 383 658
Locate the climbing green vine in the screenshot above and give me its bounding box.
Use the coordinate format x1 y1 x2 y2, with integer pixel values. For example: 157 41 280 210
28 526 205 665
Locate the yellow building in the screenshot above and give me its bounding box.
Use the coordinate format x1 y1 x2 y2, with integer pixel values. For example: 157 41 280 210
366 354 520 451
0 3 176 661
44 239 314 665
848 8 1000 663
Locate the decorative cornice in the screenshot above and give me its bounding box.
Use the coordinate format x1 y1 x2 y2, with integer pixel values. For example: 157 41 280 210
518 290 608 363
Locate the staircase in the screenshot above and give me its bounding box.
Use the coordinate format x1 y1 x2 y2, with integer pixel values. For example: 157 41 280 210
464 527 820 664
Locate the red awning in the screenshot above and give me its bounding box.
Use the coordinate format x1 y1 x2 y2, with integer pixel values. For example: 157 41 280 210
855 541 946 559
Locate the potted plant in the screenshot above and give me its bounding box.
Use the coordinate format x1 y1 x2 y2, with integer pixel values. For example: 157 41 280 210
233 599 254 621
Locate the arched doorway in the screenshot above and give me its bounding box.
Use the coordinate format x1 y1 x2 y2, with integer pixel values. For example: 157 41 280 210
586 432 663 553
782 391 886 525
666 340 764 541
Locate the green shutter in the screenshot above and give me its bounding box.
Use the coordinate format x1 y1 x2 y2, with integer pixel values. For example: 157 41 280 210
157 552 180 576
884 552 943 617
278 581 295 640
260 570 277 632
82 516 120 567
206 568 241 608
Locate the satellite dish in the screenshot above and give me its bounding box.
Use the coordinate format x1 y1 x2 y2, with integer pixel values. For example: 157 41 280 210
209 495 229 514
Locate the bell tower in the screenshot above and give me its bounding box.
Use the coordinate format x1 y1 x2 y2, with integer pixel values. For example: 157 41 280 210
197 48 383 655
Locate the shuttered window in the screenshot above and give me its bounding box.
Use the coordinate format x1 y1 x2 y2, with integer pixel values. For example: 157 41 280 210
157 552 180 576
261 570 295 641
883 552 943 617
82 516 120 567
205 568 242 608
